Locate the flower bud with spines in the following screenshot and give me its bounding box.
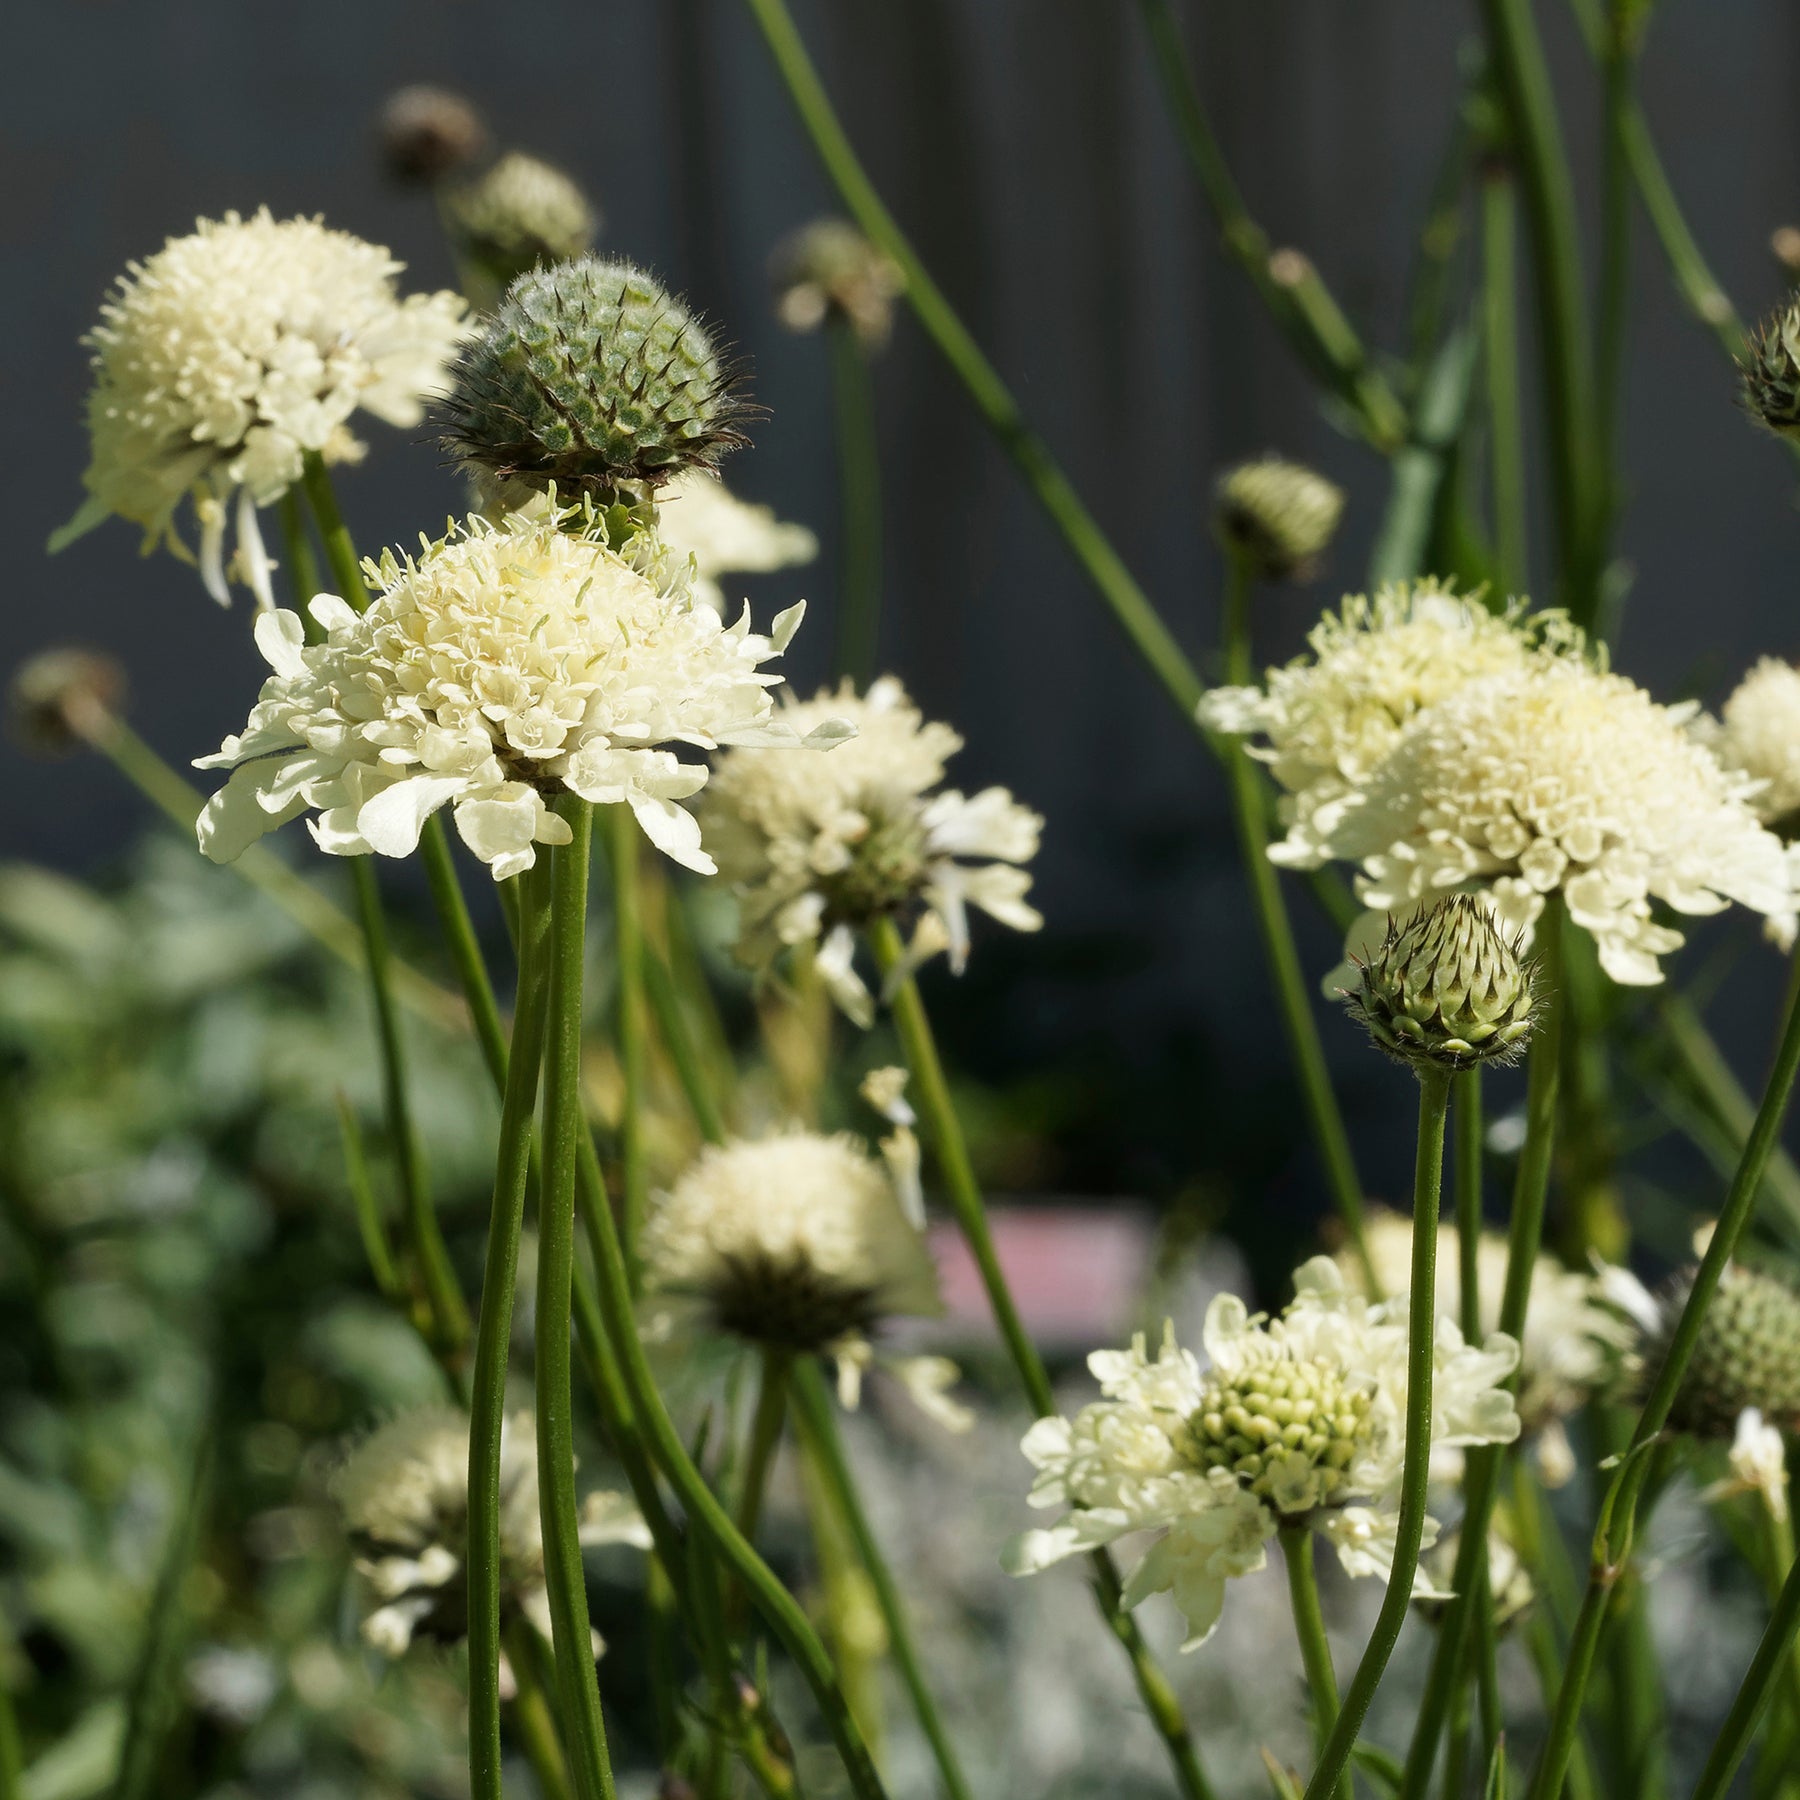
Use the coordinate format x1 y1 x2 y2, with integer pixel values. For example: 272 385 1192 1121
1214 457 1345 582
444 151 599 298
1347 895 1536 1074
438 257 750 506
1653 1260 1800 1440
1742 300 1800 441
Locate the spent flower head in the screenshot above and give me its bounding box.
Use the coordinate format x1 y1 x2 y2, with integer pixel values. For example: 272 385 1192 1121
1004 1257 1519 1649
9 648 125 756
1213 457 1345 582
700 676 1042 1024
655 469 818 613
770 218 905 349
196 498 848 881
378 85 488 186
54 209 468 608
444 151 599 297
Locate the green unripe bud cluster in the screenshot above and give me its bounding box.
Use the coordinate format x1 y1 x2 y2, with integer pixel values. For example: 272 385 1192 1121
1347 896 1535 1075
439 257 748 504
1742 301 1800 441
1659 1260 1800 1440
1214 456 1345 581
1190 1357 1373 1508
444 151 599 296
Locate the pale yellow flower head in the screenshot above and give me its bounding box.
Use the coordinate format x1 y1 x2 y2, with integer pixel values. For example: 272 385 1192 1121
56 209 468 607
656 469 818 613
1698 657 1800 830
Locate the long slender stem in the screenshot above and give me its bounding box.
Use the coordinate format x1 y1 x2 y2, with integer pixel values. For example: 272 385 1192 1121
298 451 370 610
1692 1552 1800 1800
1301 1068 1450 1800
469 858 555 1800
736 1350 791 1546
537 797 615 1800
1281 1526 1348 1800
742 0 1207 727
335 1091 402 1302
1480 164 1529 595
642 945 728 1145
1528 939 1800 1800
790 1360 976 1800
421 818 510 1089
1219 552 1374 1287
506 1622 577 1800
865 917 1217 1800
1593 1 1639 519
827 312 884 686
604 805 650 1273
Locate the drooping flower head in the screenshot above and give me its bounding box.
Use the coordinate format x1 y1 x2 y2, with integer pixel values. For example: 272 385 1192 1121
700 676 1042 1023
1697 657 1800 832
1004 1258 1519 1649
330 1408 646 1657
195 499 848 881
655 469 818 613
54 209 468 607
1198 584 1583 871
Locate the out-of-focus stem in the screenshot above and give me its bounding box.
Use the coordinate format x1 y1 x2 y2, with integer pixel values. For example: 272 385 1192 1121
506 1622 576 1800
1481 163 1529 594
826 311 884 686
335 1092 402 1303
604 805 650 1273
736 1350 791 1546
1281 1526 1348 1800
1692 1551 1800 1800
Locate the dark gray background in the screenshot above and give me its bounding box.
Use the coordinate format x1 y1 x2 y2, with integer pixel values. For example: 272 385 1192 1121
9 0 1800 1220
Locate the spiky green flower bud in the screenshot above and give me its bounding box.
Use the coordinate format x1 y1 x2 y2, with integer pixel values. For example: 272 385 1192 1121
1214 457 1345 582
8 647 124 756
1655 1260 1800 1440
1742 300 1800 440
1190 1355 1375 1509
1347 896 1535 1074
378 85 488 187
438 258 748 504
443 151 599 297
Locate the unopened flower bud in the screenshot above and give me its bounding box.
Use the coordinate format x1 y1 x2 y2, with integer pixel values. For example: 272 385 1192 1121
1347 896 1535 1075
440 258 749 504
1214 457 1345 582
9 648 124 755
1654 1261 1800 1440
1742 300 1800 440
770 218 905 349
1773 227 1800 280
378 86 488 187
444 151 599 297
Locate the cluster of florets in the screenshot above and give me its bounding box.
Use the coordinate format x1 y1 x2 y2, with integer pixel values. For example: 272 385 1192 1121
1696 657 1800 833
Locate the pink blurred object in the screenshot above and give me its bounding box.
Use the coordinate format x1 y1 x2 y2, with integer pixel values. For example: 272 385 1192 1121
925 1203 1154 1347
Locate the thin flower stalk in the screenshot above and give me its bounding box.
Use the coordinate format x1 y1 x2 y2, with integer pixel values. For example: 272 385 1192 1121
505 1621 576 1800
536 796 616 1800
865 916 1220 1800
790 1359 977 1800
469 856 554 1800
1300 1067 1451 1800
1691 1552 1800 1800
826 311 884 685
1482 163 1529 594
642 945 728 1146
1526 941 1800 1800
335 1093 402 1305
604 805 651 1269
1280 1526 1349 1800
1219 547 1375 1287
736 1351 791 1545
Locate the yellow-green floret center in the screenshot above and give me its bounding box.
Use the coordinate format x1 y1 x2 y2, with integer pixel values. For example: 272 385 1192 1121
1190 1358 1374 1507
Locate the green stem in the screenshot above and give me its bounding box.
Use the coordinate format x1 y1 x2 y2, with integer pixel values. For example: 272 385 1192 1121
1523 1608 1598 1800
1219 552 1374 1289
1593 2 1640 515
1281 1526 1348 1800
537 796 616 1800
469 858 555 1800
299 451 370 610
1134 0 1408 452
737 1350 791 1546
604 805 650 1274
1480 163 1529 594
278 488 320 607
1527 937 1800 1800
790 1361 976 1800
506 1621 576 1800
0 1679 18 1800
742 0 1207 726
334 1091 402 1302
1301 1068 1450 1800
865 916 1217 1800
420 817 510 1089
1399 905 1564 1800
1692 1551 1800 1800
643 945 728 1145
826 312 884 686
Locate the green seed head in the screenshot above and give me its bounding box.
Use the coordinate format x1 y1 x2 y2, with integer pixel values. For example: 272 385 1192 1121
1657 1260 1800 1440
443 152 599 296
1348 896 1536 1075
1190 1356 1374 1510
1742 301 1800 440
439 257 750 503
1213 457 1345 582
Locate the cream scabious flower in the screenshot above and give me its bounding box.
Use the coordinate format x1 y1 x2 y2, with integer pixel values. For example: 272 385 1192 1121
1697 658 1800 830
656 470 819 613
1004 1258 1520 1649
700 676 1043 1025
195 502 847 881
1327 659 1797 985
1197 584 1582 871
55 209 468 608
641 1130 968 1428
1701 1408 1790 1524
330 1409 647 1657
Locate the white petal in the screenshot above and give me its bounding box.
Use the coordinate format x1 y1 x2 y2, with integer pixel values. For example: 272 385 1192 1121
356 776 466 858
630 793 715 874
253 608 309 680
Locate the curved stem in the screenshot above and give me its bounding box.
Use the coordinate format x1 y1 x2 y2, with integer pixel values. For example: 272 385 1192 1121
604 805 650 1274
537 797 616 1800
864 917 1217 1800
1692 1551 1800 1800
1302 1067 1450 1800
790 1360 976 1800
1528 937 1800 1800
469 858 554 1800
827 312 884 686
1280 1526 1348 1800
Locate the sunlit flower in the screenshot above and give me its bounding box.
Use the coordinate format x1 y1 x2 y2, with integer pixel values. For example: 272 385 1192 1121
656 469 819 613
196 500 848 881
1197 584 1581 870
1328 659 1796 985
54 209 467 608
1004 1258 1520 1649
330 1408 646 1658
1697 658 1800 830
1701 1408 1790 1524
641 1129 969 1430
701 676 1042 1024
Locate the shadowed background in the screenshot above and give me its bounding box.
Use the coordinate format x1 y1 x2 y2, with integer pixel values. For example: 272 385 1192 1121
8 0 1800 1265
